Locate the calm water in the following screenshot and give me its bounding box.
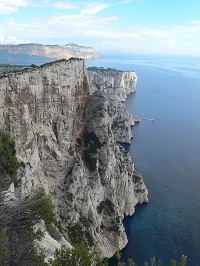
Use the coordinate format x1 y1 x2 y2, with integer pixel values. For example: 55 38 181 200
86 54 200 265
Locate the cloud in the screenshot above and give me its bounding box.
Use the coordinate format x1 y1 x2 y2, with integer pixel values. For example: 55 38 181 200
169 39 176 48
0 33 5 42
52 1 78 10
0 0 29 14
6 36 30 44
0 33 29 44
117 0 132 4
0 4 200 55
81 3 110 15
48 13 118 34
189 20 200 26
117 0 141 4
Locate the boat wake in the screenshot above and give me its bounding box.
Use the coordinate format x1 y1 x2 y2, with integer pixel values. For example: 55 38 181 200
142 117 155 122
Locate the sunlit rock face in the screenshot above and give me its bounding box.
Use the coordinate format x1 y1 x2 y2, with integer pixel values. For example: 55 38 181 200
87 68 137 101
0 59 148 258
0 43 99 61
87 68 139 143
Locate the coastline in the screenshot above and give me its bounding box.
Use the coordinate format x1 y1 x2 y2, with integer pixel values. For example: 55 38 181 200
0 59 148 259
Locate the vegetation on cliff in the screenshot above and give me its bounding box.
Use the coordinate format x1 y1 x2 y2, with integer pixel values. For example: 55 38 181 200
77 129 101 172
0 129 187 265
0 187 56 265
0 129 20 191
87 66 123 73
0 129 19 177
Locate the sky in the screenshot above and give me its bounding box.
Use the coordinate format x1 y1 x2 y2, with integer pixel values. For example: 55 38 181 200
0 0 200 55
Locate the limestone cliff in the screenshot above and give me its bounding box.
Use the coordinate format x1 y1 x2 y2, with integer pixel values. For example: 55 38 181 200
87 67 139 143
87 67 137 101
0 59 148 258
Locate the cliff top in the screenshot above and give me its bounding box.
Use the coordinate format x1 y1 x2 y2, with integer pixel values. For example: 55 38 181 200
87 66 135 73
0 58 84 79
0 59 136 79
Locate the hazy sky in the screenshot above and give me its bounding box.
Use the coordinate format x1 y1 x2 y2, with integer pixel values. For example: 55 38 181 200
0 0 200 55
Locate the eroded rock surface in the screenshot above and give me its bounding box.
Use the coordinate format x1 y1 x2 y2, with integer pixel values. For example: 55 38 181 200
0 59 148 258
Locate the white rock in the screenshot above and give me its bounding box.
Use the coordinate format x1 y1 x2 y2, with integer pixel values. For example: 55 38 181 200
0 59 148 259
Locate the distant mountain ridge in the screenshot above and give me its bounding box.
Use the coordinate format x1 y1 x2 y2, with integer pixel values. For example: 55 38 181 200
0 43 99 65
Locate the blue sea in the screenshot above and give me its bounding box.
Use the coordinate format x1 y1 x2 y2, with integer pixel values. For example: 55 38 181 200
86 54 200 266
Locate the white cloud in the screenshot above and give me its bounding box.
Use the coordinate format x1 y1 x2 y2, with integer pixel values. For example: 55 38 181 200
117 0 132 4
6 36 30 44
117 0 141 4
0 6 200 55
0 0 29 14
52 1 78 9
0 32 29 44
81 3 110 15
0 33 5 42
189 20 200 26
169 39 176 48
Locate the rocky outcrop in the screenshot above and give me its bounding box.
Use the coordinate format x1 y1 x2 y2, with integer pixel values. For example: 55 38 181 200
0 59 148 259
87 67 137 101
87 68 139 143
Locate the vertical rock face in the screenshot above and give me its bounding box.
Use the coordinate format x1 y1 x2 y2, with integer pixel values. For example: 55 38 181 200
87 68 137 101
0 59 90 196
0 59 148 258
87 68 139 143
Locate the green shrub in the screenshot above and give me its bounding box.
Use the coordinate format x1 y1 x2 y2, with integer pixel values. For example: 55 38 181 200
0 229 10 265
0 129 20 191
32 188 56 224
83 151 97 171
0 129 19 176
68 223 94 247
27 187 58 240
0 188 57 266
48 243 102 266
83 130 101 154
46 223 62 241
97 199 115 215
67 211 94 247
82 130 101 171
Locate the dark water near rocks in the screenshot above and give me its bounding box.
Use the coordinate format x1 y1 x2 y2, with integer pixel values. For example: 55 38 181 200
86 54 200 265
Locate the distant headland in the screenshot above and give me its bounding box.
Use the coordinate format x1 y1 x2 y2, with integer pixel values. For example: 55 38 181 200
0 43 99 64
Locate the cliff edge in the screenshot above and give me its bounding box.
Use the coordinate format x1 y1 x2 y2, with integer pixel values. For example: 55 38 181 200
0 59 148 258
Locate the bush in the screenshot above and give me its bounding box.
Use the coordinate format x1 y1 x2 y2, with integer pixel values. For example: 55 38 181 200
48 243 107 266
97 199 115 215
46 223 62 241
83 130 101 154
49 243 93 266
0 129 19 176
68 224 94 247
32 187 56 225
82 130 101 171
0 129 20 191
0 188 58 266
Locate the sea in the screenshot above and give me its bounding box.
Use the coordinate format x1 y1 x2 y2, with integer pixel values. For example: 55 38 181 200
86 54 200 266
